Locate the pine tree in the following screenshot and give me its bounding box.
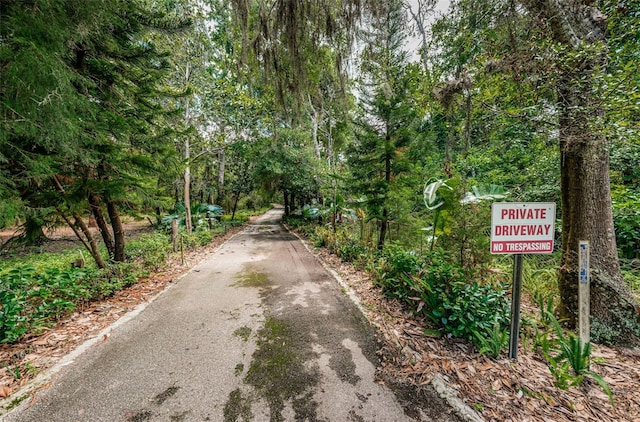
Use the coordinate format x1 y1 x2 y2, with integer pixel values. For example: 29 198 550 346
348 0 417 249
1 0 187 266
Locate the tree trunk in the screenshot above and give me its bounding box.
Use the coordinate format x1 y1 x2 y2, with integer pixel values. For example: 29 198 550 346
88 193 115 259
378 138 392 250
183 62 193 233
378 207 388 250
184 137 192 233
463 89 472 151
405 0 435 74
74 214 106 268
231 191 241 221
106 198 125 262
522 0 640 344
326 107 334 169
59 211 106 269
217 148 226 205
556 70 639 344
51 176 105 268
283 190 290 216
309 98 322 159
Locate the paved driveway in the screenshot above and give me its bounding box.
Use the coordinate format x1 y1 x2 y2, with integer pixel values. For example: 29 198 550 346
4 208 449 422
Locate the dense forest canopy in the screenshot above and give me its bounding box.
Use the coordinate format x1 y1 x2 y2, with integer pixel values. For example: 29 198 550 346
1 0 639 345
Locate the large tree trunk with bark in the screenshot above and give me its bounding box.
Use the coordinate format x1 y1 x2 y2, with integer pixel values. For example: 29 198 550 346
557 67 639 345
523 0 640 345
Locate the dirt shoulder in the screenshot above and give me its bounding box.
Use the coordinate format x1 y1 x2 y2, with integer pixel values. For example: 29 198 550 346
311 248 640 422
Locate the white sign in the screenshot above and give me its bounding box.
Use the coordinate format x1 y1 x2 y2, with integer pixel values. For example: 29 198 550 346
491 202 556 254
579 241 589 284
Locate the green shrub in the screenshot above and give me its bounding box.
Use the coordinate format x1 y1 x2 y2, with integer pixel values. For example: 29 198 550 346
373 244 423 301
126 232 172 270
89 263 137 299
182 229 214 248
612 188 640 259
398 248 464 318
0 265 95 343
0 216 245 344
441 281 510 340
472 320 509 358
373 247 510 344
162 203 223 231
311 226 336 251
537 312 613 403
336 235 368 264
0 269 29 343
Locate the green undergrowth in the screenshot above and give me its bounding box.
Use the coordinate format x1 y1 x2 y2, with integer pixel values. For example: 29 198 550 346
288 217 622 402
0 220 245 344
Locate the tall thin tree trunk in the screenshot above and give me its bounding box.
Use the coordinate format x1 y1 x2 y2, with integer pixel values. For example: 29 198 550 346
231 191 241 221
378 139 393 250
463 89 472 151
309 98 322 159
405 0 435 73
106 198 125 262
217 148 226 205
283 190 290 216
88 193 115 259
378 207 388 250
184 138 192 234
74 214 105 268
52 176 105 268
183 61 193 233
59 210 105 269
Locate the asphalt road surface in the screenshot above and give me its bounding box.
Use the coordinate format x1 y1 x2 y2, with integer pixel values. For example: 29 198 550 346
4 208 459 422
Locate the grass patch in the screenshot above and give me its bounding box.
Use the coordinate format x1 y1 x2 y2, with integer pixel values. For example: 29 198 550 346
233 326 252 342
244 317 319 421
223 388 253 422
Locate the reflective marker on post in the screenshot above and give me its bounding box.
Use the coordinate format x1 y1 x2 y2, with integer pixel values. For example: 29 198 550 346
579 241 590 345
